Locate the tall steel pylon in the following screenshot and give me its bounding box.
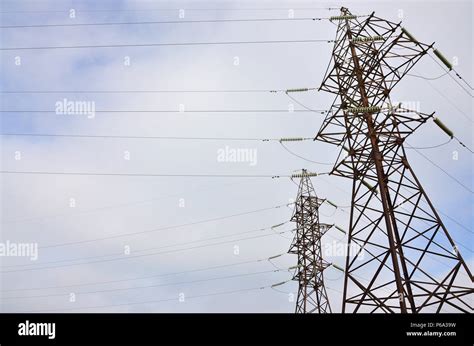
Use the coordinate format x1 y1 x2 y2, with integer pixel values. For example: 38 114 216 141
316 7 473 313
289 169 332 313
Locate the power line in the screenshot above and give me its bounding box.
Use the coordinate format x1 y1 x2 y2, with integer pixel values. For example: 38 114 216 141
0 39 334 51
0 170 328 181
2 179 263 225
0 229 294 273
12 149 452 253
0 88 288 94
0 165 328 228
454 136 474 154
0 184 341 276
0 7 338 14
0 171 324 249
427 50 474 91
1 256 274 292
453 69 474 91
421 75 473 124
0 133 311 142
1 268 285 300
0 109 327 114
279 141 334 165
436 208 473 234
21 284 270 313
405 138 452 150
36 202 291 249
0 170 288 179
0 17 327 29
428 52 473 98
0 87 317 95
407 71 449 81
2 222 291 268
4 199 468 310
284 91 323 113
407 145 473 194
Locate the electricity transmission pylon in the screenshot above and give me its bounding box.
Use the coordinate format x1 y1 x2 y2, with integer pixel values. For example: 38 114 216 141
289 169 332 313
316 7 473 313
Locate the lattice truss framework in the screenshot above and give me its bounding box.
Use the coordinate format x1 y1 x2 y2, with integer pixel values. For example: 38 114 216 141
289 171 333 313
316 7 473 313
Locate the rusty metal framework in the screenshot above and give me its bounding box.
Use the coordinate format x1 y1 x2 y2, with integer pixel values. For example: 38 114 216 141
316 7 473 313
289 169 332 313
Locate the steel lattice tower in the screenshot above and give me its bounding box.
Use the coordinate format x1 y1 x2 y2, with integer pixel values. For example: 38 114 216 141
289 170 332 313
316 7 473 313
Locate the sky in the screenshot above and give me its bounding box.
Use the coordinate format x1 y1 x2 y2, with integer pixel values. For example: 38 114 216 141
0 0 472 313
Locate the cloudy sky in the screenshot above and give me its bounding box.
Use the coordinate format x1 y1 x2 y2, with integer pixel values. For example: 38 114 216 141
0 0 472 313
